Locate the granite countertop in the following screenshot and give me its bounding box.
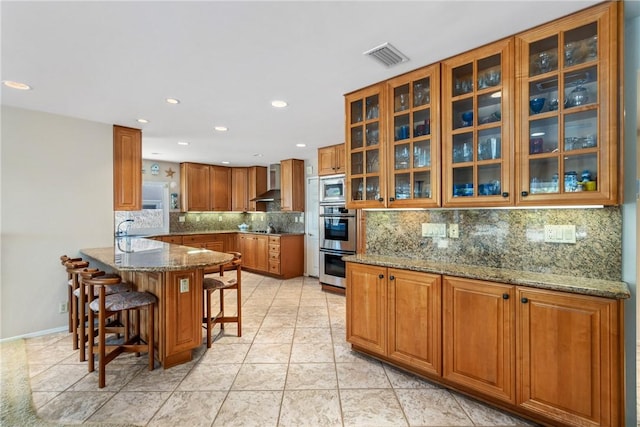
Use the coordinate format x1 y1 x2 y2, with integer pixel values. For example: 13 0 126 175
149 230 305 237
343 254 630 300
81 237 233 272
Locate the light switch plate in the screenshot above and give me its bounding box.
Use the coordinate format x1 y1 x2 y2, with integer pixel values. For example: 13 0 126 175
180 278 189 293
422 223 447 238
544 224 576 244
449 224 459 239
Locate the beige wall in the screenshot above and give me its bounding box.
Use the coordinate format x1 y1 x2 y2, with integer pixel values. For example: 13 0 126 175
1 106 113 339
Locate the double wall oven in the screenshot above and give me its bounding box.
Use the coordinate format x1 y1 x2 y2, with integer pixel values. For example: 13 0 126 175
319 175 356 289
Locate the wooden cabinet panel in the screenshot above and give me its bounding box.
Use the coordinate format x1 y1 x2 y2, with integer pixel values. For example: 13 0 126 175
346 263 387 355
516 287 621 426
254 235 269 272
280 159 305 211
248 166 267 212
318 144 346 176
231 167 249 212
210 166 231 211
113 125 142 211
388 269 441 376
164 269 202 365
180 163 210 211
443 276 515 403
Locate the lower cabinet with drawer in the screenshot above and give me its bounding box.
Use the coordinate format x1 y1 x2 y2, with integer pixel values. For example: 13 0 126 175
346 262 624 427
239 234 304 279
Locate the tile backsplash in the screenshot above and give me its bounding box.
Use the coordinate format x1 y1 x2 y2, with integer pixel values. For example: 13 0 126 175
169 211 305 234
365 207 622 281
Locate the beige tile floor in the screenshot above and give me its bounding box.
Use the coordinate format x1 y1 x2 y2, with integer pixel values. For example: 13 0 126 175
27 272 537 426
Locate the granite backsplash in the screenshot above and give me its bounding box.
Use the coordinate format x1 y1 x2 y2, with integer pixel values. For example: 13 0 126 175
169 211 305 234
364 206 622 281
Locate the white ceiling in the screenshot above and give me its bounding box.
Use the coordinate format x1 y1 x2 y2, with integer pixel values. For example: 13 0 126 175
1 0 613 167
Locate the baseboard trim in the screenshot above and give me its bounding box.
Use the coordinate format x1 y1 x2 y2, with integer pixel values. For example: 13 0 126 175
0 326 67 343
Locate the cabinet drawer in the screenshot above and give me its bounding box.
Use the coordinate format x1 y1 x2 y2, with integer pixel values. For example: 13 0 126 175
269 251 280 261
163 236 183 244
268 244 280 253
268 236 280 244
268 261 281 274
182 234 213 244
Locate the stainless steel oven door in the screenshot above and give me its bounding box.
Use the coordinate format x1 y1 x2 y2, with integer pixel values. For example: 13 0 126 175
319 212 356 253
319 249 350 289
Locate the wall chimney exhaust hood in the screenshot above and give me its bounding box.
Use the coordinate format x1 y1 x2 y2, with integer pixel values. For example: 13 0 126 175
251 164 280 202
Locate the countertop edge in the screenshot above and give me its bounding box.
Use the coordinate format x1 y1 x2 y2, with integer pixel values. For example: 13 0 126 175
343 254 630 300
149 230 305 237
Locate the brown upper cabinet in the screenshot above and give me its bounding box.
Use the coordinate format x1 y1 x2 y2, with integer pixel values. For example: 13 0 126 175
113 125 142 211
181 163 267 212
318 143 346 176
442 38 514 207
280 158 305 211
515 1 619 206
344 1 620 209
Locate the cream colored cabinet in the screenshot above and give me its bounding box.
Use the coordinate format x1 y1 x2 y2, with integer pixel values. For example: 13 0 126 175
280 159 305 212
318 143 346 176
113 125 142 211
515 2 619 206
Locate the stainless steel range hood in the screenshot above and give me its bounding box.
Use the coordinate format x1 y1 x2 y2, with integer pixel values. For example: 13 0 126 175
251 164 280 202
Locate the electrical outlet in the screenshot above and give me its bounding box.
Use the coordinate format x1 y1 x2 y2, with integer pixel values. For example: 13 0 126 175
180 279 189 293
195 216 201 222
218 216 222 222
58 302 68 313
544 224 576 244
449 223 459 239
421 223 447 238
178 216 185 222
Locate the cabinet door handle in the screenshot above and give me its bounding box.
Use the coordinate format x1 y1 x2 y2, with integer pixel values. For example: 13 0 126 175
378 274 384 279
521 297 529 303
389 275 395 280
377 197 384 202
521 191 528 197
502 293 509 299
389 197 395 202
502 192 509 198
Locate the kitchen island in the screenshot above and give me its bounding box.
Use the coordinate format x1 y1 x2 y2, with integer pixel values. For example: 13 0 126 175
81 237 233 368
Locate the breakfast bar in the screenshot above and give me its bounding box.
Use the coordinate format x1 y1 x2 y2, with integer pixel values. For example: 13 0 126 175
81 237 233 368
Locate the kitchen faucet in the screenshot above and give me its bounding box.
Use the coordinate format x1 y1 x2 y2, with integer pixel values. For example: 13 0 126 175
115 219 134 236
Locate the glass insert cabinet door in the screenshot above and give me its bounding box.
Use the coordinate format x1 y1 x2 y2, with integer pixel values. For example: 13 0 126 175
385 64 441 207
345 83 386 208
441 38 514 207
515 2 618 206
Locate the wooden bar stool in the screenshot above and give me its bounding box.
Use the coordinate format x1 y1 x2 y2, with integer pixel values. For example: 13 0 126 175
76 270 129 362
84 272 157 388
63 259 90 351
202 251 242 348
60 255 82 333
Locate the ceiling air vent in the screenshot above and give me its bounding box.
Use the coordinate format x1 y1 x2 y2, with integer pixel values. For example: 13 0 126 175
363 42 409 67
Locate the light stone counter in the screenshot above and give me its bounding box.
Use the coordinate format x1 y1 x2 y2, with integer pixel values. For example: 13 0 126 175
81 237 233 272
344 254 630 299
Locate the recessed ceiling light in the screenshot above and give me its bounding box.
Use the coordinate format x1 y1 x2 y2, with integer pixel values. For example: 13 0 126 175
253 153 263 157
177 141 189 146
296 143 306 148
530 132 545 137
271 100 288 108
221 161 230 165
214 126 228 132
166 98 180 104
137 118 149 124
2 80 31 90
151 152 162 155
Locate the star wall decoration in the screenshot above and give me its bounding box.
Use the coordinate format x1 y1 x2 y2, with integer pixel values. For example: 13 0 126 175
165 168 175 178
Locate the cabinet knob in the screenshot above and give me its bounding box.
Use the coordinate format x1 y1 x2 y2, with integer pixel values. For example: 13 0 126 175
389 275 395 280
502 192 509 198
521 297 529 303
389 197 395 202
502 293 509 299
378 197 384 202
521 191 528 197
378 274 384 279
